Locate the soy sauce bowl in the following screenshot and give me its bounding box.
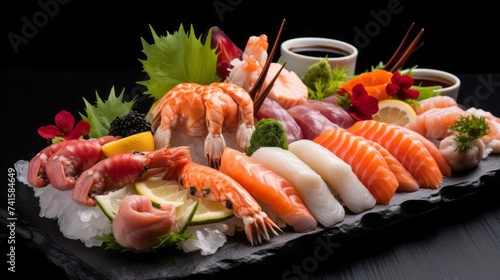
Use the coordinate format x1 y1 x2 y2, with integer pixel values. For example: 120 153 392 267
403 68 461 100
280 37 358 78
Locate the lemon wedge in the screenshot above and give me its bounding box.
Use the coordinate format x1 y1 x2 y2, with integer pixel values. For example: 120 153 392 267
101 131 155 158
372 99 417 126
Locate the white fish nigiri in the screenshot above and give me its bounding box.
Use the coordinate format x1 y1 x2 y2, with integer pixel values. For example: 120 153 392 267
251 147 344 227
288 140 376 214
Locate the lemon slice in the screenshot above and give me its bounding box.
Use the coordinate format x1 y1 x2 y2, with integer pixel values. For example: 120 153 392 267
372 99 417 126
134 177 186 209
101 131 155 158
135 177 234 225
95 184 137 221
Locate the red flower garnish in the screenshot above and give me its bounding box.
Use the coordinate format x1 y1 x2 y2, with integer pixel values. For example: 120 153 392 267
386 72 420 100
38 110 90 142
337 84 379 121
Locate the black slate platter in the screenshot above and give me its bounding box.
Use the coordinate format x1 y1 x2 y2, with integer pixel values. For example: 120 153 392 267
6 155 500 280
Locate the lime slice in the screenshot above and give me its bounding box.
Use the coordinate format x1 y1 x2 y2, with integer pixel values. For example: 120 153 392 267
95 184 137 221
174 201 199 233
135 177 234 225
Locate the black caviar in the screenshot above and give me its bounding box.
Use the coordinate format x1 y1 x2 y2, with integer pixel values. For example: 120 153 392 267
108 111 152 137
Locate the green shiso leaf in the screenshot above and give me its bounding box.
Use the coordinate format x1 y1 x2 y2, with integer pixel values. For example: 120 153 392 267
137 24 220 101
79 86 135 138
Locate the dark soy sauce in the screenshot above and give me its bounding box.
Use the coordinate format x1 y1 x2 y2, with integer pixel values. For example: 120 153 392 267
413 79 453 88
289 46 351 58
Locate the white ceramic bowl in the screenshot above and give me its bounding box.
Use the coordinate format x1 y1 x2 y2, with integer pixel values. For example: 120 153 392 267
402 68 461 100
280 37 358 78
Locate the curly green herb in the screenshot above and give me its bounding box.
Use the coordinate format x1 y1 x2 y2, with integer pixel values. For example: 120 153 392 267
448 115 489 154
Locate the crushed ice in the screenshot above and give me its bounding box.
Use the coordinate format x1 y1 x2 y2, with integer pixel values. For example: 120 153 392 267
14 159 242 254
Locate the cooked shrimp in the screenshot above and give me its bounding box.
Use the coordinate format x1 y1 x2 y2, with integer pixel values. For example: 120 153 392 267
348 120 443 189
199 85 238 167
73 147 191 206
177 161 281 245
45 136 119 191
210 82 256 152
148 83 207 149
405 106 500 146
219 147 317 233
415 95 459 115
226 34 308 109
27 136 118 188
149 82 255 167
338 69 394 101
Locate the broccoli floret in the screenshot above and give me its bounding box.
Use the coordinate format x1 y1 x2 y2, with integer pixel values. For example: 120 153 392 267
246 118 288 156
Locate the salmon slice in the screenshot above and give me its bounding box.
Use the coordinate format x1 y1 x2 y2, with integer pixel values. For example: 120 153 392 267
219 147 317 233
391 124 452 177
313 129 399 205
338 69 393 101
364 139 419 192
348 120 443 189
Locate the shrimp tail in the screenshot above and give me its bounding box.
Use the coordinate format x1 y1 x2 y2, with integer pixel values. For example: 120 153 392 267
244 213 282 246
236 123 255 152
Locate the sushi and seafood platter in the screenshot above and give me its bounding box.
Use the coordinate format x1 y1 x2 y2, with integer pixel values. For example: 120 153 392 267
11 19 500 279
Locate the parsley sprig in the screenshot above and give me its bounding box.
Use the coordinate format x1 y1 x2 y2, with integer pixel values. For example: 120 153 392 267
448 115 489 154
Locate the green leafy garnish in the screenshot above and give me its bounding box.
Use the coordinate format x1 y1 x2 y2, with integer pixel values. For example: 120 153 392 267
137 24 220 101
97 232 194 253
448 115 489 154
79 87 136 138
301 58 350 100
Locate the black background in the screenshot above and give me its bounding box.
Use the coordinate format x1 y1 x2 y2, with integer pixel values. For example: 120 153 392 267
2 1 500 279
3 0 500 73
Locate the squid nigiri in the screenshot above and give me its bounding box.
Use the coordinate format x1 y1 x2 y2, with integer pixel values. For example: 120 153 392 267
288 140 376 214
251 147 345 227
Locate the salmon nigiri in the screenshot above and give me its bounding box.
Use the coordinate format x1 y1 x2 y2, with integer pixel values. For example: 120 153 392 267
363 139 419 192
313 129 399 205
219 148 317 233
348 120 443 189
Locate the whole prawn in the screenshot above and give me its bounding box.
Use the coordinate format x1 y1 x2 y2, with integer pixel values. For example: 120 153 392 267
148 82 255 168
45 136 119 191
173 161 281 245
72 147 191 207
27 136 118 188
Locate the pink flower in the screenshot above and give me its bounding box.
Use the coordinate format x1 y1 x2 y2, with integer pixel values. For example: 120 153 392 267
337 84 379 121
386 72 420 100
38 110 90 142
